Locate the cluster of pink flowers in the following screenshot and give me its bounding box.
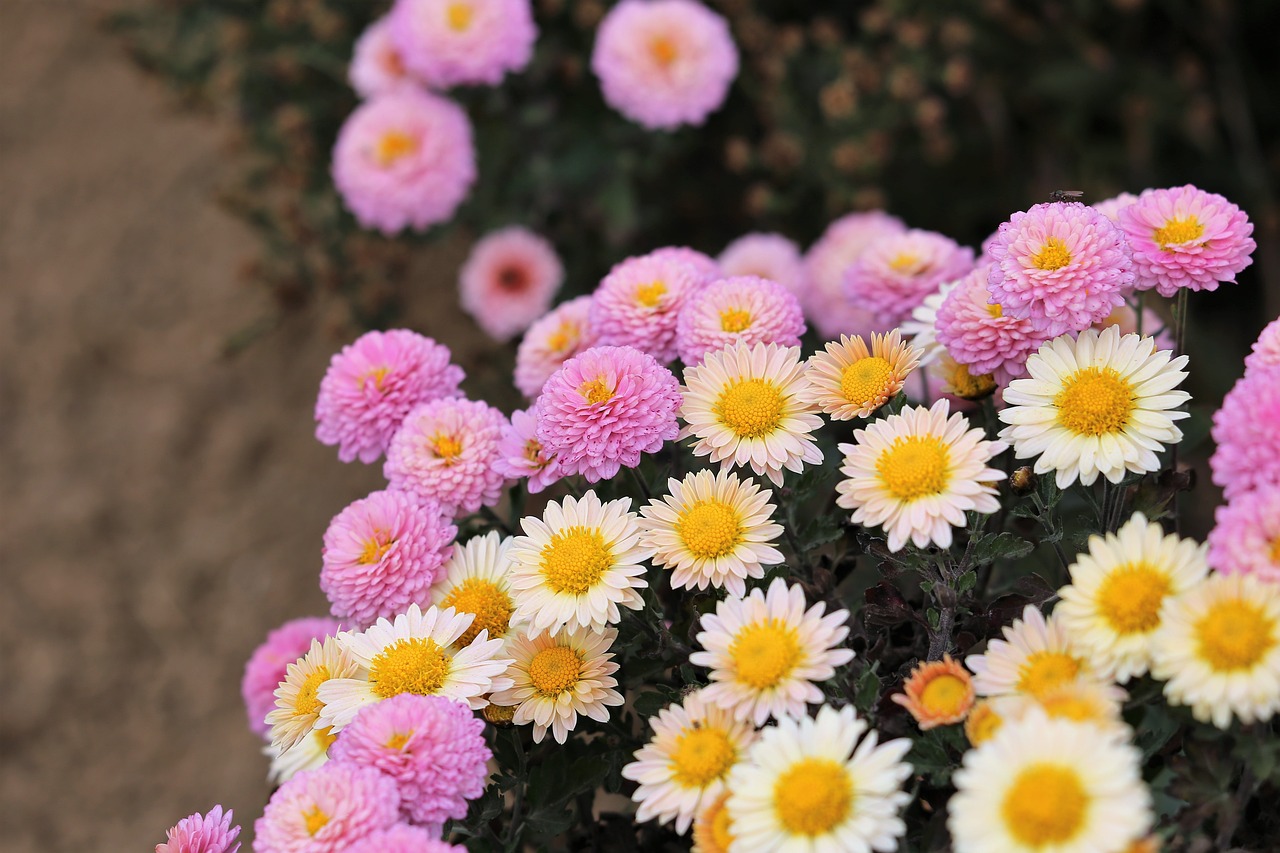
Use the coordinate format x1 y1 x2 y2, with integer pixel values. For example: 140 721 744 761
241 617 342 739
801 210 907 340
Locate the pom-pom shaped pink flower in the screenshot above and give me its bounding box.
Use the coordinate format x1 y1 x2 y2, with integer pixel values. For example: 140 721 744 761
388 0 536 88
459 227 564 343
350 16 419 99
1209 485 1280 584
718 233 807 293
254 763 401 853
320 490 457 627
1118 185 1255 297
384 398 509 517
1211 367 1280 500
514 295 597 399
934 264 1049 384
590 250 708 363
844 228 975 328
591 0 738 130
1246 317 1280 376
494 407 563 493
316 330 464 465
332 89 475 235
987 202 1133 337
803 210 907 340
343 825 463 853
156 805 241 853
675 275 806 365
535 345 682 482
1092 191 1139 224
647 245 722 281
330 693 491 828
242 617 342 739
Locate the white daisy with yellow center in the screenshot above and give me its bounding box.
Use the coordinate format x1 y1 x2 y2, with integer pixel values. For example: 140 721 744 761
315 603 513 732
992 679 1131 741
998 325 1190 488
638 468 785 598
949 711 1152 853
265 636 361 753
803 330 922 420
835 398 1006 552
1151 572 1280 729
679 341 823 487
622 690 758 834
265 723 338 785
689 577 854 725
966 605 1103 700
508 491 652 635
1056 512 1208 683
429 530 521 648
727 704 913 852
488 625 623 744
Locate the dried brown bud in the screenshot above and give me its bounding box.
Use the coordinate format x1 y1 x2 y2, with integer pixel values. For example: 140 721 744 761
724 137 752 173
482 703 517 726
1010 467 1038 496
820 78 858 121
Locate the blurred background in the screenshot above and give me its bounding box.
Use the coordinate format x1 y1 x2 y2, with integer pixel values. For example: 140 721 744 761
2 0 1278 850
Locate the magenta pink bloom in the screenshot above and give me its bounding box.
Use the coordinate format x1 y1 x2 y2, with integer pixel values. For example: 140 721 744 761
1092 191 1139 224
388 0 536 88
349 16 420 99
332 89 475 235
321 490 457 627
316 330 464 465
987 201 1133 337
590 250 709 364
843 228 974 328
343 825 463 853
535 345 682 482
718 232 807 293
384 398 509 517
514 295 598 398
459 227 564 343
156 805 241 853
802 210 907 341
242 617 342 739
494 407 563 494
1118 185 1256 297
675 275 805 364
592 0 738 130
255 763 401 853
934 264 1048 384
1209 484 1280 584
330 693 491 827
1211 367 1280 499
1246 317 1280 376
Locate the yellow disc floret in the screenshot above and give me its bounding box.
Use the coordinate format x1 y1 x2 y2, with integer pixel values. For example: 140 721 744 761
714 378 786 439
1054 366 1135 436
730 619 801 689
528 645 583 696
1196 599 1276 672
293 666 331 716
1016 650 1082 698
369 638 452 698
1000 764 1088 846
1031 237 1073 271
719 308 753 333
876 435 951 500
373 130 418 168
1096 563 1171 635
773 758 853 836
676 500 743 559
919 673 971 718
1154 216 1204 249
670 726 737 788
440 579 514 646
540 527 613 595
840 357 893 406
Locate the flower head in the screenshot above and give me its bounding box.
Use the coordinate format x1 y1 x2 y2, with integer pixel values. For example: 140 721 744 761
1092 191 1139 224
966 605 1101 700
343 825 463 853
459 227 563 343
428 530 519 648
802 211 907 341
349 16 419 98
267 636 363 753
992 679 1130 739
717 233 807 293
900 277 961 366
1210 485 1280 583
384 397 509 517
891 655 975 730
675 275 805 364
514 295 597 398
964 699 1003 747
1210 367 1280 499
692 791 734 853
590 251 710 363
1245 316 1280 376
388 0 536 88
244 617 343 740
156 805 241 853
493 407 563 494
843 228 974 327
254 763 401 853
804 330 921 420
935 264 1049 383
268 724 339 785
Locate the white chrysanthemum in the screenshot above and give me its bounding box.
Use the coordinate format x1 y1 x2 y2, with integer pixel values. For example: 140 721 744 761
727 704 913 853
1056 512 1208 683
508 491 652 635
429 530 520 648
679 341 823 487
966 605 1107 700
489 625 623 743
949 711 1152 853
835 399 1006 552
638 468 784 598
998 325 1190 488
265 724 337 785
689 577 854 725
265 636 362 753
621 690 758 834
1151 572 1280 729
316 603 513 731
992 679 1131 740
900 277 960 365
803 330 921 420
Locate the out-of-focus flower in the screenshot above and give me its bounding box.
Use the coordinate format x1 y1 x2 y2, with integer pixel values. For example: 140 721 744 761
717 233 806 293
458 227 563 342
349 16 419 98
514 295 597 399
843 228 974 327
388 0 537 88
1246 317 1280 375
590 251 710 363
1211 367 1280 499
802 211 907 341
891 655 975 730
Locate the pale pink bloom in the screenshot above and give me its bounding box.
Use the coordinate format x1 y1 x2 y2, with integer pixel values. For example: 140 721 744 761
156 805 241 853
388 0 536 88
254 763 401 853
934 264 1048 383
514 295 597 398
343 826 463 853
384 398 509 516
494 407 564 493
1092 191 1139 224
242 617 342 739
647 245 722 281
590 250 708 364
675 275 805 365
844 228 974 328
802 210 907 341
1211 367 1280 500
349 16 420 98
458 227 563 342
717 232 807 293
1246 317 1280 375
1209 484 1280 584
1093 301 1173 352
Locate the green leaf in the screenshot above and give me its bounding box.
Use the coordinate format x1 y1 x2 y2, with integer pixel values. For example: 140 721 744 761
970 532 1035 566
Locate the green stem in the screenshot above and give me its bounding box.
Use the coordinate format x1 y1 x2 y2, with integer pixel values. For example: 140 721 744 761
627 465 653 503
505 730 528 853
1031 491 1071 575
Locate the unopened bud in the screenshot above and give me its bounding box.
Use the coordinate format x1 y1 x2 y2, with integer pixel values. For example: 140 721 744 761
1010 466 1038 496
482 703 517 726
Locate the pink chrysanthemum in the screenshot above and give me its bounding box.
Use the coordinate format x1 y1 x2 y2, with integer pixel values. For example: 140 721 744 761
156 805 241 853
1246 317 1280 375
388 0 536 88
254 763 401 853
384 398 509 517
316 330 464 465
648 245 722 281
843 228 975 327
590 251 708 364
458 227 564 343
987 202 1133 337
494 406 564 494
535 345 682 482
1092 191 1139 224
1118 185 1256 297
330 693 491 828
1209 485 1280 584
934 264 1049 384
343 825 463 853
320 490 457 627
675 275 806 365
514 295 597 399
591 0 739 130
717 233 807 293
350 16 419 99
1211 367 1280 499
242 616 342 739
802 210 908 340
332 89 475 235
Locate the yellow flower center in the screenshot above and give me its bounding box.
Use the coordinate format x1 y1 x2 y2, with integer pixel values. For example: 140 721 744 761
440 578 514 646
676 499 743 559
369 638 452 699
385 730 412 750
986 301 1004 318
528 645 583 696
1031 237 1072 271
943 358 997 400
579 377 614 405
714 378 786 439
708 795 734 851
294 666 331 716
730 619 801 689
919 673 970 718
1001 764 1089 846
373 130 418 168
540 527 612 595
359 365 391 391
636 281 667 308
840 356 894 407
446 2 473 31
965 700 1002 746
523 438 545 464
358 533 394 565
1195 599 1276 672
773 758 853 836
1154 216 1204 249
719 307 753 333
876 435 951 501
1096 562 1171 635
1038 690 1105 724
315 725 337 751
670 726 737 788
888 252 921 273
650 35 679 67
546 322 576 353
1054 366 1135 436
302 805 329 836
1269 536 1280 565
1016 650 1082 698
431 432 463 462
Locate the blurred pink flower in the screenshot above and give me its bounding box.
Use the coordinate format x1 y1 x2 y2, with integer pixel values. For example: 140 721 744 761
1209 484 1280 584
388 0 536 88
459 227 563 342
514 295 597 398
349 16 420 98
802 210 907 341
718 232 807 293
590 250 709 364
1211 367 1280 500
844 228 974 327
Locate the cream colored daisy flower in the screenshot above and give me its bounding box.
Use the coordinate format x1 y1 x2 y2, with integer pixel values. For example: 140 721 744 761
689 577 854 725
679 341 823 487
1151 572 1280 729
316 603 513 732
949 711 1152 853
265 636 362 753
638 468 784 598
429 530 520 648
489 625 623 744
993 679 1130 740
728 704 913 852
1056 512 1208 683
622 690 758 834
998 325 1190 488
265 724 337 785
835 398 1006 552
508 490 652 635
803 330 921 420
691 790 734 853
966 605 1109 700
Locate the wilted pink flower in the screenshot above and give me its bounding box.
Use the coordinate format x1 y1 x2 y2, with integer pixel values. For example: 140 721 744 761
315 330 464 465
332 89 475 235
343 825 463 853
844 228 974 327
675 275 805 364
459 227 563 342
536 345 682 482
514 296 597 398
1209 484 1280 584
255 763 401 853
385 398 509 516
242 617 342 739
1092 191 1139 224
1246 317 1280 376
592 0 738 130
718 232 807 293
1211 367 1280 499
349 16 419 98
802 210 907 341
156 805 241 853
494 407 563 493
934 264 1048 384
590 250 708 363
388 0 536 88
